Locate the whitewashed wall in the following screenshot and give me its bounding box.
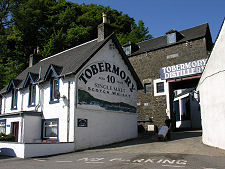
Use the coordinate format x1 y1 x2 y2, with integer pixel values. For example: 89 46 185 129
0 75 75 143
0 142 75 158
40 77 75 142
24 143 75 158
1 85 40 114
74 40 138 150
0 143 24 157
74 109 137 150
197 20 225 150
4 117 23 142
0 38 138 156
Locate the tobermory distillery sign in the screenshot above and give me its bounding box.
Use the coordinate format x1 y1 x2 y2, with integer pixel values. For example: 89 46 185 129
160 58 207 80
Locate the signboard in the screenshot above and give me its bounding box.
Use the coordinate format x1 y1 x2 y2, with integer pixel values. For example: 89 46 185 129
77 118 88 127
160 59 207 80
77 61 137 113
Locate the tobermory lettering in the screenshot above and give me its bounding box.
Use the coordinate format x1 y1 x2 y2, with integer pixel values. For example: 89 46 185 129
160 58 207 80
79 62 136 92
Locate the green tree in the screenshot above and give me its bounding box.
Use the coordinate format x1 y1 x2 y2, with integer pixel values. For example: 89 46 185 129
0 0 152 90
117 20 152 45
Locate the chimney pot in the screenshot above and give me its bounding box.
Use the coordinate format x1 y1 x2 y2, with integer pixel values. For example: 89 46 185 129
102 13 107 24
29 54 33 67
98 13 113 42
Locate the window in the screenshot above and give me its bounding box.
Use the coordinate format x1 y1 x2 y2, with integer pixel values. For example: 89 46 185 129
11 89 18 110
43 119 58 140
122 45 131 55
50 78 59 103
156 82 164 93
154 79 167 96
0 120 6 134
28 84 36 106
144 83 152 93
167 32 176 44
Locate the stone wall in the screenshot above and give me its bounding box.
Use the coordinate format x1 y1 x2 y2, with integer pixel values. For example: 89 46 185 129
129 38 209 130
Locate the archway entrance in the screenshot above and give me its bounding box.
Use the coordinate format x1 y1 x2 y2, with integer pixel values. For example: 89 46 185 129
168 76 201 130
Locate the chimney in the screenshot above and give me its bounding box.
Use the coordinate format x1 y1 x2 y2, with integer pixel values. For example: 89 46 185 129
98 13 113 42
29 54 33 67
29 47 41 67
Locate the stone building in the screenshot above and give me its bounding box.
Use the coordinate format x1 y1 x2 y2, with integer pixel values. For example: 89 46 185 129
124 23 213 130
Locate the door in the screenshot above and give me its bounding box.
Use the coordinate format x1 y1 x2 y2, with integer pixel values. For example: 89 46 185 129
12 122 19 142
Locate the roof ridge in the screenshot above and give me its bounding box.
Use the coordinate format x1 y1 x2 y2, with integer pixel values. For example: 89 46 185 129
179 22 208 33
137 22 208 45
40 38 97 62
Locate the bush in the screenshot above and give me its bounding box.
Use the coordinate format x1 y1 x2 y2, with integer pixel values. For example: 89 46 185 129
0 133 15 142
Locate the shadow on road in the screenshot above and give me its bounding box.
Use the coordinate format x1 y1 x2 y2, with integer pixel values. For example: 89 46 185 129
171 130 202 140
0 155 16 160
89 130 202 150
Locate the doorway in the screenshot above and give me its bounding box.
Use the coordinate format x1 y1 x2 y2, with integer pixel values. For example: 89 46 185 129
12 122 19 142
168 77 201 130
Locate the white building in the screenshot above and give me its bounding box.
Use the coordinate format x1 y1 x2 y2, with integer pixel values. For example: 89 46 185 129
197 18 225 150
0 16 142 158
173 88 201 129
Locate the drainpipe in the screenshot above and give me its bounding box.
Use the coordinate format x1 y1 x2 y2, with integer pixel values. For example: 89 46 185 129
35 84 41 112
20 118 24 143
74 78 77 150
67 81 70 142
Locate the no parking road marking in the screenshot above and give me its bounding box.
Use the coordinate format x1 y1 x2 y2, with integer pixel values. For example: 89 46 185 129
77 157 188 168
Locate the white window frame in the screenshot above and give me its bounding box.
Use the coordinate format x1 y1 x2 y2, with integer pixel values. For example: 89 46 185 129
28 84 36 106
154 79 167 96
11 89 18 110
0 120 6 134
43 119 58 140
49 78 60 103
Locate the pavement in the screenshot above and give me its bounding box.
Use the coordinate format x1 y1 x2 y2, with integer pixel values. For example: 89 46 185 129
85 130 225 157
0 130 225 169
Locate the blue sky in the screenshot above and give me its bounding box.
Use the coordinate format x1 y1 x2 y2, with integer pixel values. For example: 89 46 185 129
72 0 224 42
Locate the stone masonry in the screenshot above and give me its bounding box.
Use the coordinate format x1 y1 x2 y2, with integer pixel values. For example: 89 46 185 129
128 36 212 130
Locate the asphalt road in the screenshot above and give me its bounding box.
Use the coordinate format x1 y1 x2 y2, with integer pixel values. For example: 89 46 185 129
0 130 225 169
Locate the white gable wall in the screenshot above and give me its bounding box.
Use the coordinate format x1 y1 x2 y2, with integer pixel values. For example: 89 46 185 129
197 21 225 150
74 40 138 150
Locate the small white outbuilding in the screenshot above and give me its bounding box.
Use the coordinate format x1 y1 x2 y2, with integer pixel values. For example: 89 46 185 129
197 18 225 150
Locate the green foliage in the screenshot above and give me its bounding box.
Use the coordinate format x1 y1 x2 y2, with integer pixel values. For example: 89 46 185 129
117 20 152 45
0 0 152 90
0 133 16 142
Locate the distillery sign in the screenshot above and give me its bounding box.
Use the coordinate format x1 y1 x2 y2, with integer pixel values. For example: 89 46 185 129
160 58 207 80
77 61 137 113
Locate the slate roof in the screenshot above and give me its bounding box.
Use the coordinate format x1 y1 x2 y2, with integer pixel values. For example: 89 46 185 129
1 33 143 94
130 23 210 56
